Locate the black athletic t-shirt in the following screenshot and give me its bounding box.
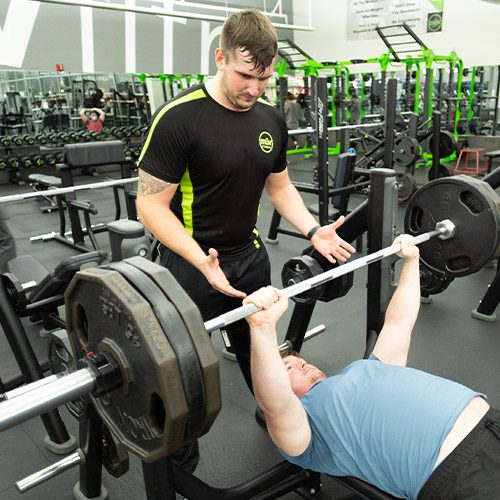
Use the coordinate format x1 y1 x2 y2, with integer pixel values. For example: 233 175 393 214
138 84 288 257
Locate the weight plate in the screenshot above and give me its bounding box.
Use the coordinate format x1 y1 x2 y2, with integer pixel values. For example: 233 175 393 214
393 135 420 168
419 264 454 296
281 256 324 304
102 261 206 444
65 267 189 463
396 172 417 203
404 175 500 277
125 257 220 438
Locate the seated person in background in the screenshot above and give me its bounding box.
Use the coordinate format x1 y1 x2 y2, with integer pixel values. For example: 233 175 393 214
246 235 499 500
79 107 105 133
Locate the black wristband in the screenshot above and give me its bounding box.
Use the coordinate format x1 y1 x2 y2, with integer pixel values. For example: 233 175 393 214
307 224 321 240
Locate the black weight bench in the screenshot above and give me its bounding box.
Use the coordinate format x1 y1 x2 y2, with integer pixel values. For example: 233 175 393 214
484 149 500 174
7 250 107 332
28 173 62 213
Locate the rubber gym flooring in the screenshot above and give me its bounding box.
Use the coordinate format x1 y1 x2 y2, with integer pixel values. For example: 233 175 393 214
0 155 498 500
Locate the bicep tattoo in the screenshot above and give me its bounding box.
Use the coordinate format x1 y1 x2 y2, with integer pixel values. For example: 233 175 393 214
137 170 172 196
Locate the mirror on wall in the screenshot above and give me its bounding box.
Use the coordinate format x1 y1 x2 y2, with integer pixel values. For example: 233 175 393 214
0 70 155 135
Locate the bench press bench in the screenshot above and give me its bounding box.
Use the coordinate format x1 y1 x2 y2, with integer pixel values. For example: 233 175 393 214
28 174 62 213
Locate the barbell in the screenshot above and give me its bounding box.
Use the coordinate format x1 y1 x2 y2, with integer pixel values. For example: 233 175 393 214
0 176 499 466
0 177 138 205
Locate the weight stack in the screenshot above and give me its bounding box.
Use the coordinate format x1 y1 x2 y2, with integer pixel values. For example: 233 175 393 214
107 220 151 261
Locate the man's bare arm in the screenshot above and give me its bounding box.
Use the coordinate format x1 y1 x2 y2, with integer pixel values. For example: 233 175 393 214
372 236 420 366
246 288 311 457
137 170 172 196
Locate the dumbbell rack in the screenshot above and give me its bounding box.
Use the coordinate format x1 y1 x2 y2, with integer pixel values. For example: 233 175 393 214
0 126 147 184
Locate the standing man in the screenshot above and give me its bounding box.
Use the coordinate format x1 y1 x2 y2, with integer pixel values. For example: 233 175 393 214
136 8 354 395
347 90 361 125
284 92 301 149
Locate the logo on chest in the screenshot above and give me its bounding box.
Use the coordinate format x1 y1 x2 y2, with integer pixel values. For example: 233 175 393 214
258 131 274 154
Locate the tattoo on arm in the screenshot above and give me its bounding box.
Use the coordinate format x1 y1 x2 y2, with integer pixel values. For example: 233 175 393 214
137 170 172 196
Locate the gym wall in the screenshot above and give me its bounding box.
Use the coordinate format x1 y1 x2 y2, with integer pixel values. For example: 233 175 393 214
294 0 500 67
0 0 294 74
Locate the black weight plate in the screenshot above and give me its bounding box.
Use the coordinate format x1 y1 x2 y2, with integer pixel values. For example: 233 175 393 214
103 261 206 444
125 257 220 438
419 264 454 296
396 172 417 203
281 256 324 304
393 136 420 168
65 267 189 462
404 176 500 277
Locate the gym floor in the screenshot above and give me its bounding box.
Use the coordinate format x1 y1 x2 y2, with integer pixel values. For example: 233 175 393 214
0 155 498 500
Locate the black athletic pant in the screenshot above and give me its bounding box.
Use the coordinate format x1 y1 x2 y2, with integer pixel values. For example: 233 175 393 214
418 408 500 499
160 243 271 392
159 243 271 471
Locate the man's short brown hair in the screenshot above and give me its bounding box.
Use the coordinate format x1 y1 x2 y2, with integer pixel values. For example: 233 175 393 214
220 9 278 74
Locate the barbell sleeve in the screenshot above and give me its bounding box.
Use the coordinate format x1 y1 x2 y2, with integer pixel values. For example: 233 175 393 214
16 450 84 493
0 368 95 433
0 177 138 204
204 221 454 333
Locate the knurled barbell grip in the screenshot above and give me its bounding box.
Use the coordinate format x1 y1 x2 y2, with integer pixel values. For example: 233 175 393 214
204 222 453 333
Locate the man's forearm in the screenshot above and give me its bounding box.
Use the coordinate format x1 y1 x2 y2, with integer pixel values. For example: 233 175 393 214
385 258 420 328
267 184 318 236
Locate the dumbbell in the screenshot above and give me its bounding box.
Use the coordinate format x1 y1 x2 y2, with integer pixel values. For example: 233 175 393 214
34 133 48 145
7 157 20 169
21 134 36 145
47 133 59 145
43 153 57 166
31 154 46 168
12 135 24 146
1 136 12 147
19 156 34 169
0 159 8 170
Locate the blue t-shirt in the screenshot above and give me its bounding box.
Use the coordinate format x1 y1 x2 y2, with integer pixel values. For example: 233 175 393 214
280 356 485 499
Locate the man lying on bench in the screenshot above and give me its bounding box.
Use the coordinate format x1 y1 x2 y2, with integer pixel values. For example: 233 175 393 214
245 235 500 500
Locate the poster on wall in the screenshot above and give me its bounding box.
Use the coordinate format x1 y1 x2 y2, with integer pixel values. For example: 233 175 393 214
347 0 444 41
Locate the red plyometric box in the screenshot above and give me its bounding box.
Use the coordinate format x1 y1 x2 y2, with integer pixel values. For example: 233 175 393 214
55 63 65 72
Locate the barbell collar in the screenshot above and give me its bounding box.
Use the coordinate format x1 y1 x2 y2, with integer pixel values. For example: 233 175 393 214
16 450 84 493
0 368 95 433
0 177 138 204
204 221 455 333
